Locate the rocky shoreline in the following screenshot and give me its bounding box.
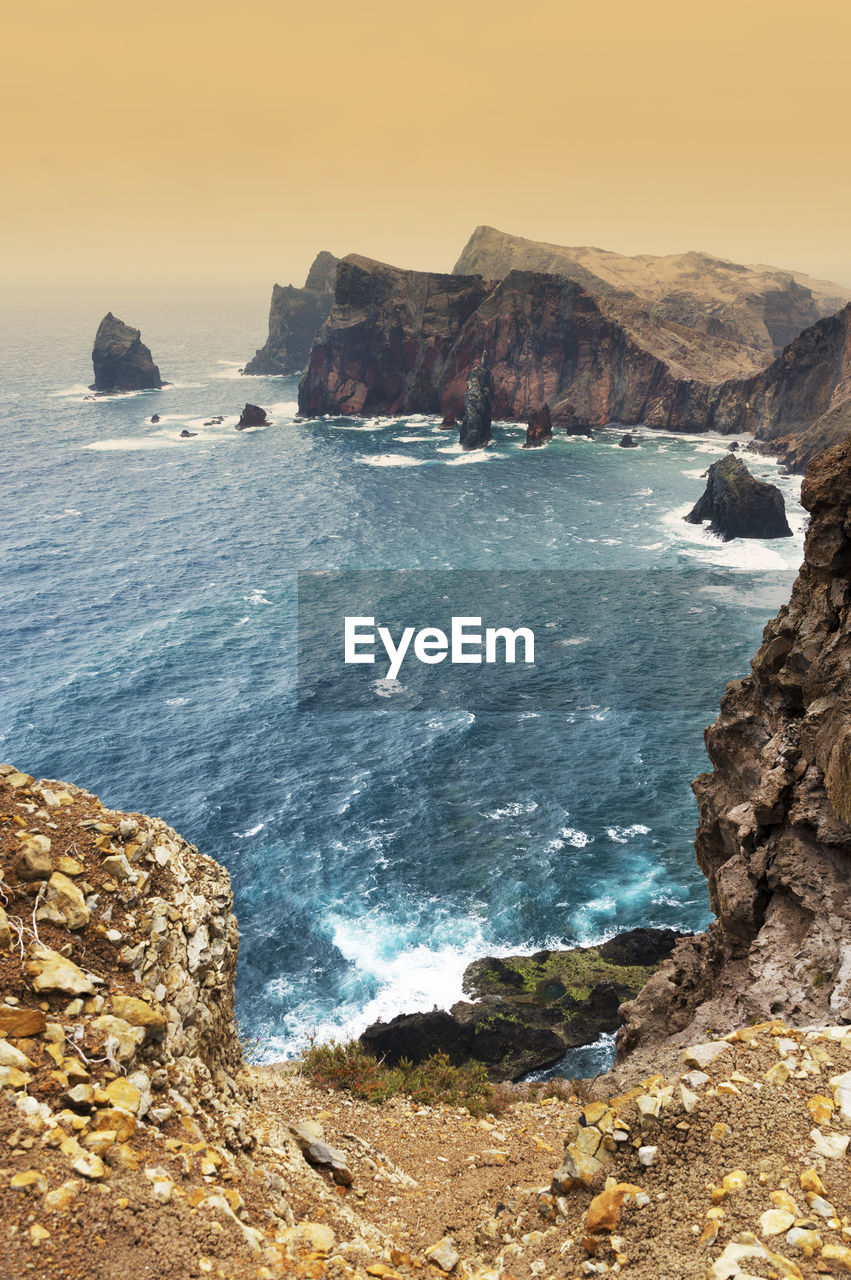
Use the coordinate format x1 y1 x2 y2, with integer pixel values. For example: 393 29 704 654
1 439 851 1276
361 930 683 1082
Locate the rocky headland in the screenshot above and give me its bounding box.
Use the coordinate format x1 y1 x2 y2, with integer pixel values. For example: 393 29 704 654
297 255 764 432
244 252 339 376
91 314 162 393
684 455 793 541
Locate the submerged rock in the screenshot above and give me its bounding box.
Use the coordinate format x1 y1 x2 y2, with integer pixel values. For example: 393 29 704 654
439 409 457 430
684 454 792 540
91 313 162 392
523 405 553 448
459 352 492 451
150 413 160 424
236 404 268 430
361 928 681 1080
179 430 197 438
619 432 638 448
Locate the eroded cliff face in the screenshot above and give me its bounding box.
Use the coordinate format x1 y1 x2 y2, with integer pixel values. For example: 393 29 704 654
298 255 758 431
454 226 851 356
244 251 338 376
618 437 851 1063
714 303 851 471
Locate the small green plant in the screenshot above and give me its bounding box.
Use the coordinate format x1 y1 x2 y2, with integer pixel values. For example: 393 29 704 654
299 1040 495 1116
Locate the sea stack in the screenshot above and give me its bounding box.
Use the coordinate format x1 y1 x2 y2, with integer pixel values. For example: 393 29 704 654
523 404 553 448
236 403 268 430
685 454 792 540
459 351 493 451
90 313 162 392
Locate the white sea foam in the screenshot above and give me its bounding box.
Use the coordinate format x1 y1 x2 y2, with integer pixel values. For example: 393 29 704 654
560 826 591 848
393 435 437 442
261 913 600 1058
210 360 247 380
371 677 406 697
484 801 539 819
234 822 265 839
446 452 501 465
606 823 651 844
164 697 189 706
361 454 428 468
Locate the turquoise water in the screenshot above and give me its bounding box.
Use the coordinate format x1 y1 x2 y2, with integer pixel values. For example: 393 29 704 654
0 301 806 1068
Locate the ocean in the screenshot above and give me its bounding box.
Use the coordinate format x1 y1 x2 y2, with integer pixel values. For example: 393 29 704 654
0 298 806 1074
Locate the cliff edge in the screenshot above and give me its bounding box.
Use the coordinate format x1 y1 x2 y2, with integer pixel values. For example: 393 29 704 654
619 435 851 1067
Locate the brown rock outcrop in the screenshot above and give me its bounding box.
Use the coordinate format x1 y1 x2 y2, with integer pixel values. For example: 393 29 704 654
523 404 553 448
298 255 760 431
244 250 338 376
715 303 851 470
454 226 850 355
618 437 851 1063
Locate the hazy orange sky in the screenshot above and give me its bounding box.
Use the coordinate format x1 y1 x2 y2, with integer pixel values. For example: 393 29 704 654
4 0 851 302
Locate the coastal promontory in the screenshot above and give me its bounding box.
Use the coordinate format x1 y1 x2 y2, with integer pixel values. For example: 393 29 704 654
244 251 338 376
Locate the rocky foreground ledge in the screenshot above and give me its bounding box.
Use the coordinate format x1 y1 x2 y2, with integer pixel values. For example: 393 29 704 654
1 764 851 1280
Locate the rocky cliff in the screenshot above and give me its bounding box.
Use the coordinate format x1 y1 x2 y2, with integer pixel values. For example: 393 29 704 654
298 255 762 431
714 303 851 471
244 251 338 375
454 226 851 356
618 436 851 1065
91 313 162 392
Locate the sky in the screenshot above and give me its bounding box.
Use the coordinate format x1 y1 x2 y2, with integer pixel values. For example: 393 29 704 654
4 0 851 303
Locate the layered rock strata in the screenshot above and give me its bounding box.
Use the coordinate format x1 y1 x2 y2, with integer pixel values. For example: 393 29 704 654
716 303 851 471
684 454 792 540
618 437 851 1064
90 313 162 392
298 255 761 432
244 251 338 376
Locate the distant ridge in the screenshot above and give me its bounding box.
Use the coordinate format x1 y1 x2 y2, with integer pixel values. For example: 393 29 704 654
453 225 851 356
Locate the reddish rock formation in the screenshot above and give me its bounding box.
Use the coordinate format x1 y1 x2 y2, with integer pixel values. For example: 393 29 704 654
298 255 756 432
523 404 553 448
618 437 851 1063
244 251 338 376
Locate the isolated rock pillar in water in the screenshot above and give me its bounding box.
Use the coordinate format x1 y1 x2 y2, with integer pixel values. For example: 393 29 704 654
460 350 493 450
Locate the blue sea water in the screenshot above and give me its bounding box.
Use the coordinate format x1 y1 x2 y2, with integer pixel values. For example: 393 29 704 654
0 300 807 1073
